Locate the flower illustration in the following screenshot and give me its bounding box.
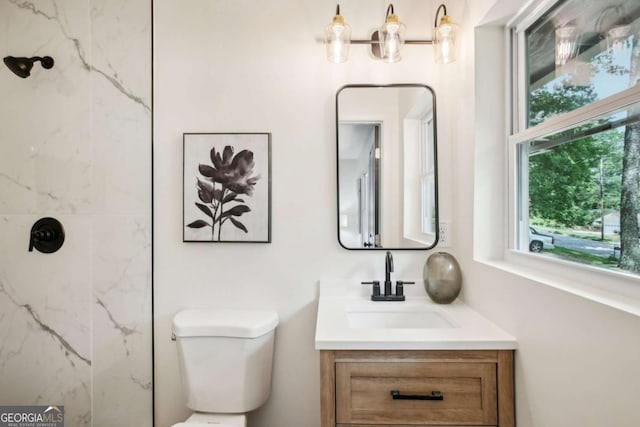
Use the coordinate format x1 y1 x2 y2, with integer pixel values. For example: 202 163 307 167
199 147 260 196
186 145 260 240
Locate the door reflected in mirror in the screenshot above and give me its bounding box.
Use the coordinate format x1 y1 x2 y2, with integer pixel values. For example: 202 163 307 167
337 84 438 250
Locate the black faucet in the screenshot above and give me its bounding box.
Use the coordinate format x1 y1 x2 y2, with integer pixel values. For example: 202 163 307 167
384 251 394 296
361 251 414 301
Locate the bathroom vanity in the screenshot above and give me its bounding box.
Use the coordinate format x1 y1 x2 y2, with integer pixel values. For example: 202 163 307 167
320 349 513 427
315 280 517 427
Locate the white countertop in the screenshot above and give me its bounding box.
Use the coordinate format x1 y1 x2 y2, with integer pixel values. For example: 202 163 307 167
314 280 517 351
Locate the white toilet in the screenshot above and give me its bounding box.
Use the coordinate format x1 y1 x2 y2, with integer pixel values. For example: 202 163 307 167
171 308 279 427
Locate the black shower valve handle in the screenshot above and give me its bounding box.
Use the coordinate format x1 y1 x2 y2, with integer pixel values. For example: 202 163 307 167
29 229 58 251
31 229 56 241
27 229 50 252
28 217 65 254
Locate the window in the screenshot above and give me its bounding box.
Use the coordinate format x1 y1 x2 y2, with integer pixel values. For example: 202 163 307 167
403 97 435 244
511 0 640 276
420 116 436 234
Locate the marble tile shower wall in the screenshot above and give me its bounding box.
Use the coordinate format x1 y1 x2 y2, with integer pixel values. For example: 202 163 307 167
0 1 151 426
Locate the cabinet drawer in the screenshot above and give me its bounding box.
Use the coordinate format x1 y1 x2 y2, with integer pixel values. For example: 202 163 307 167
336 362 497 425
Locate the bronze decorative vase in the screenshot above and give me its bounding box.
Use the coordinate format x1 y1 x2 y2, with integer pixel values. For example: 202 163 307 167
423 252 462 304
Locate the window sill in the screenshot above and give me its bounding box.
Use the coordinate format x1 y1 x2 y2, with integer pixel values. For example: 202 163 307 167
475 250 640 317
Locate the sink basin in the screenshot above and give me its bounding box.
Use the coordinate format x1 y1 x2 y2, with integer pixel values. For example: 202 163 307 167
314 280 517 350
347 305 456 329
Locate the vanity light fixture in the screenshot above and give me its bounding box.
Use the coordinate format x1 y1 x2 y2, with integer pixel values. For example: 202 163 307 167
325 4 351 63
433 4 458 64
379 4 406 63
323 3 458 64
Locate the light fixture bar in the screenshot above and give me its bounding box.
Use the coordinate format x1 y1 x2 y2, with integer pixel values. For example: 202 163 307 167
323 3 456 63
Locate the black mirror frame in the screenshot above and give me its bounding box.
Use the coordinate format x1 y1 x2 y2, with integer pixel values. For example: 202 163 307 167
336 83 439 250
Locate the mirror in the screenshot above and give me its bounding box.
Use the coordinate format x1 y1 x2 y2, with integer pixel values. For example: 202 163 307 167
337 84 439 250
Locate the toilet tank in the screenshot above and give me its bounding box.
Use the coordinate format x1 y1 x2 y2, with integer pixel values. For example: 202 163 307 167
173 308 279 413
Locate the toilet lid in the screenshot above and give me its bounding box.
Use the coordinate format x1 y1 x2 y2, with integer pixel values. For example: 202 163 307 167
173 308 278 338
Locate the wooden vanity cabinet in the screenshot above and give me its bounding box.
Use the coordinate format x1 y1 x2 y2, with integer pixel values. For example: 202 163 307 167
320 350 514 427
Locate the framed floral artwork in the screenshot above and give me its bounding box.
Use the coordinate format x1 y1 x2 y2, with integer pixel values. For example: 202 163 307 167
183 133 271 243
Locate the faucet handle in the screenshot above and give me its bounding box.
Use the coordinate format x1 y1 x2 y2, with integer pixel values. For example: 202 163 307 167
361 280 381 297
395 280 415 297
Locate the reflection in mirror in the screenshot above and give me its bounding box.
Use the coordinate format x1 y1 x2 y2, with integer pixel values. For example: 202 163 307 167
337 84 438 250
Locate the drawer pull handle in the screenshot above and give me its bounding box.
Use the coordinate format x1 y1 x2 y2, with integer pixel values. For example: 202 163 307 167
390 390 444 401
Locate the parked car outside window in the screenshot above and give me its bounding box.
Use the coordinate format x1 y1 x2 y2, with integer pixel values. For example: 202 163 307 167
529 227 555 253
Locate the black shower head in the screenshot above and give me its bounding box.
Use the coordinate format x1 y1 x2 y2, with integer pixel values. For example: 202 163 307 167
3 56 54 78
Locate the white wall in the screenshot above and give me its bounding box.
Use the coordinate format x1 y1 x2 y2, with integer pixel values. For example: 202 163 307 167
154 1 452 426
155 1 640 426
458 1 640 426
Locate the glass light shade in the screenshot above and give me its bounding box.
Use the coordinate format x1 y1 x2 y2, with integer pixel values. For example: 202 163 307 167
606 24 631 54
379 14 405 63
325 15 351 63
434 15 458 64
555 25 579 66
